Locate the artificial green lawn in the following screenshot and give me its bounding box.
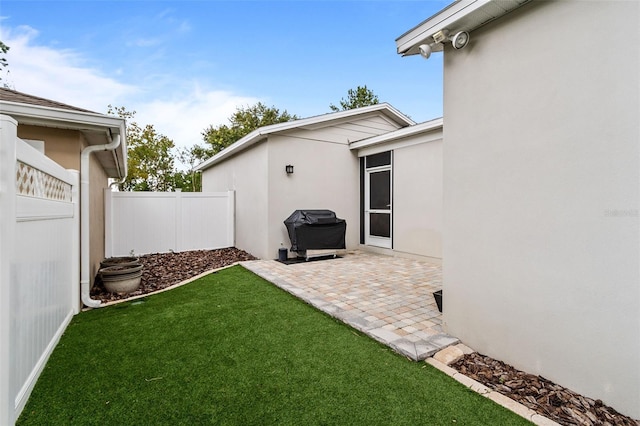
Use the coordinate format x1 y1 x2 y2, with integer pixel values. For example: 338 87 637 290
18 266 531 425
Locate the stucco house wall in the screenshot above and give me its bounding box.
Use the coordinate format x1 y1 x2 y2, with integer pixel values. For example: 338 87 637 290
267 133 360 259
199 105 416 261
18 125 83 169
201 142 269 259
392 140 442 259
441 0 639 417
353 121 443 261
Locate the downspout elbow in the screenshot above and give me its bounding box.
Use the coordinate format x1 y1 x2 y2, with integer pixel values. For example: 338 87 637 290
80 134 123 308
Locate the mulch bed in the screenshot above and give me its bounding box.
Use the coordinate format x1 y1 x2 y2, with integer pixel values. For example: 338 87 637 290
451 353 638 426
91 248 256 303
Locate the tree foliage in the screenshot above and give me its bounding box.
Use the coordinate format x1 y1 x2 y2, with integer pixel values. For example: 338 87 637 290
329 85 379 112
1 41 10 88
176 145 209 192
201 102 298 157
108 105 181 192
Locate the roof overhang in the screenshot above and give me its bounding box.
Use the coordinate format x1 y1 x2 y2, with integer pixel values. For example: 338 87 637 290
396 0 530 56
0 100 127 178
350 118 443 156
195 103 415 171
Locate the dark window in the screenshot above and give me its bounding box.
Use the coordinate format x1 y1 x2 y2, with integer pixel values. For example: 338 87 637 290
366 151 391 169
360 158 365 244
369 170 390 210
370 213 391 237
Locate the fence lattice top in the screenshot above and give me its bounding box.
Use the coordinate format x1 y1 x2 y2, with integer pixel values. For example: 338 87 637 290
16 161 72 201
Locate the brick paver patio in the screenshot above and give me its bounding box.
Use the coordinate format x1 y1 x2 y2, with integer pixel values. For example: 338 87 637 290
241 251 458 360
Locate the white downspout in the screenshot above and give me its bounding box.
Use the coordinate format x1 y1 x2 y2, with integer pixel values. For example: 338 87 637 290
80 133 122 308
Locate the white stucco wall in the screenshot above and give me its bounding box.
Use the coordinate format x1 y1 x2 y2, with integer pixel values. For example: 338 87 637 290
442 0 639 418
201 142 268 259
267 133 360 258
393 139 442 260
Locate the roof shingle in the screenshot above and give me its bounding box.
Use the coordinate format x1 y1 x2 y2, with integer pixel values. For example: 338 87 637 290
0 87 96 113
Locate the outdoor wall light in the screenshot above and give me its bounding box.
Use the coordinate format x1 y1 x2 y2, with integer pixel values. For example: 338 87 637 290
419 44 433 59
285 165 294 175
420 30 470 60
452 31 470 50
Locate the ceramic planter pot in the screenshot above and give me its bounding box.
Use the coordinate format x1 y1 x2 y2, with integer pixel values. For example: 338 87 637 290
100 264 143 294
100 256 140 269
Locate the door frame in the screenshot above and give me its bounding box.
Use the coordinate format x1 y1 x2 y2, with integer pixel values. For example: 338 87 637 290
364 165 392 248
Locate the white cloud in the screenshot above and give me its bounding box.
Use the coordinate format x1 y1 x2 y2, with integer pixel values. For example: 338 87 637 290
1 25 135 112
0 23 261 155
133 87 259 151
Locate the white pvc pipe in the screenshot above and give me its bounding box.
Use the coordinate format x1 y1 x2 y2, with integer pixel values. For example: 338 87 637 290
80 133 122 308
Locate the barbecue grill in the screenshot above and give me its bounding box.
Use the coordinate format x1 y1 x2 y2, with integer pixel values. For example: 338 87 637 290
284 210 346 258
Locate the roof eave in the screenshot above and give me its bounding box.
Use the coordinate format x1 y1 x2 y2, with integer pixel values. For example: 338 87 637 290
195 103 415 171
350 117 443 151
1 100 128 178
395 0 530 56
194 129 267 171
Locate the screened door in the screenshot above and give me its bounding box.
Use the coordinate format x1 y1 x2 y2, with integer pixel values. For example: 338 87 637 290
364 152 392 248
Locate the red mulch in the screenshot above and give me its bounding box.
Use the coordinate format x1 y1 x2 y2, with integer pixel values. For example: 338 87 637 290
451 352 638 426
91 247 256 303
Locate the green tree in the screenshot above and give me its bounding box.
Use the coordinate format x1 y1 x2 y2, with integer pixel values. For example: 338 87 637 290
329 85 379 112
108 105 177 192
171 169 201 193
202 102 298 157
175 145 209 192
1 41 10 88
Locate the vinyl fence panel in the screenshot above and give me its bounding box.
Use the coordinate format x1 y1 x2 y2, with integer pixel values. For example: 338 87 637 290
105 190 235 257
1 115 79 424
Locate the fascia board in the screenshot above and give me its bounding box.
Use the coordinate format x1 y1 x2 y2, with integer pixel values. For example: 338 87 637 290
396 0 488 55
195 103 415 171
350 118 443 151
1 100 128 176
264 103 414 131
0 101 125 134
357 132 443 158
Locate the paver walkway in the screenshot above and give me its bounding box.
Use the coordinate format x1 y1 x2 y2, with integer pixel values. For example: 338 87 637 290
241 251 459 360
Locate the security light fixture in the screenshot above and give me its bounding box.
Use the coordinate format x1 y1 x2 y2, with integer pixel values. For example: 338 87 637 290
452 31 470 50
419 44 432 59
285 164 294 174
419 29 470 60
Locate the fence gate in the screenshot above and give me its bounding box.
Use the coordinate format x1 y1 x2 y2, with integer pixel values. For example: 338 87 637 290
105 190 235 257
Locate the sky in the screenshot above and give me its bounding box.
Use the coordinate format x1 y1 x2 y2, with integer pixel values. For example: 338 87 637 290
0 1 447 154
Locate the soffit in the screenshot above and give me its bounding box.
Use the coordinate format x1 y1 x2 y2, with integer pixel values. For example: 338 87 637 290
396 0 530 56
1 100 127 178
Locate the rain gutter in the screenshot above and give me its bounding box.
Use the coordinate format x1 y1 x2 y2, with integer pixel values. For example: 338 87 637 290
80 132 123 308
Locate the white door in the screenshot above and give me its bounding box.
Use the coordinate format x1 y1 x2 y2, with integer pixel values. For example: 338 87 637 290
364 166 392 248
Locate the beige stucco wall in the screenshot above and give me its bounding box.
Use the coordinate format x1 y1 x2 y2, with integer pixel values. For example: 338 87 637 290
201 143 269 259
18 125 83 169
88 150 108 284
17 125 109 286
441 0 639 418
267 134 360 259
392 139 442 260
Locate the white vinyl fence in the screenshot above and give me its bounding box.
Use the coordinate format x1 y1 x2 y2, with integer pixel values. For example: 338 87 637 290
1 115 79 425
105 190 235 257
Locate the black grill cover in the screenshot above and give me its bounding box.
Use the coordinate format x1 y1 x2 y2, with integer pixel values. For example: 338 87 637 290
284 210 346 252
